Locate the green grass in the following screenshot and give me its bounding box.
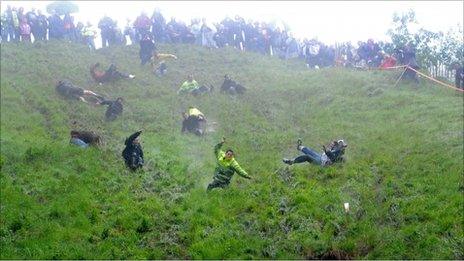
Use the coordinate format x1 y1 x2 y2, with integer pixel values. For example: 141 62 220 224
1 41 463 259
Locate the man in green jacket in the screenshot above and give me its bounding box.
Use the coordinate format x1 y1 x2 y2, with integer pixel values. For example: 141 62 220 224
207 137 252 191
177 74 212 96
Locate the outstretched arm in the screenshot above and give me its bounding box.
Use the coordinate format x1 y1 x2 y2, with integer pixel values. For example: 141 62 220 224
214 137 225 157
127 130 142 144
231 160 251 179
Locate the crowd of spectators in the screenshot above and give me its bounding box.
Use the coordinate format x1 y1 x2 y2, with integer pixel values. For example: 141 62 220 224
1 5 418 70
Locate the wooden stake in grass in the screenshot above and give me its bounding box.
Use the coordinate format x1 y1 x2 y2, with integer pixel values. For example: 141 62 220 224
393 66 408 87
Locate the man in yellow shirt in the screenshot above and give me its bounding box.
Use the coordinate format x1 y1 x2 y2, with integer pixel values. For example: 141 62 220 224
181 106 206 136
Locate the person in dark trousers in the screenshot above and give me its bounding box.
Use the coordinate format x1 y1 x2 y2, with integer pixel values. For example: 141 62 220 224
56 80 104 104
220 74 247 94
283 139 347 167
181 107 206 136
452 62 464 89
70 130 102 147
90 63 135 84
100 97 123 121
122 130 144 171
139 33 155 65
207 137 251 191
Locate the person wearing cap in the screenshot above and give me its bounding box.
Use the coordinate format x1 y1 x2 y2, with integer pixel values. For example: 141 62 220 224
181 106 206 136
122 130 144 171
283 139 347 167
207 137 252 191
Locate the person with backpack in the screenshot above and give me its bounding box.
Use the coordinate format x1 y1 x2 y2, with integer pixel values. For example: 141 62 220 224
122 130 144 171
283 139 347 166
207 137 252 191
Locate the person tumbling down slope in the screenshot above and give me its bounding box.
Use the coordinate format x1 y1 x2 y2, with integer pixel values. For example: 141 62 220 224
283 139 347 166
181 106 207 136
122 130 144 171
90 63 135 84
177 74 213 96
99 97 124 121
207 137 252 191
56 80 104 104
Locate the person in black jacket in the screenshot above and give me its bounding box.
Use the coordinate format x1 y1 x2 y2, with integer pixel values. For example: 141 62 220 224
122 131 144 171
99 97 123 121
452 62 464 89
283 139 347 167
139 33 155 65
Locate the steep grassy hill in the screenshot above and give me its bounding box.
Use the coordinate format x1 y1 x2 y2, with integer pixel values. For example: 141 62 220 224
1 41 463 259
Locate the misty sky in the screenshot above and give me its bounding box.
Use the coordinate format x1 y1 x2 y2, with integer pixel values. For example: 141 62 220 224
1 1 462 44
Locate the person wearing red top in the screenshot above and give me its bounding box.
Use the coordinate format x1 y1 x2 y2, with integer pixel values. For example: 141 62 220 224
379 54 397 69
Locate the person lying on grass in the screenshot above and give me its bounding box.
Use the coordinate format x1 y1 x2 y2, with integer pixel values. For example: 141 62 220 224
122 130 144 171
90 63 135 84
207 137 252 191
177 74 213 96
98 97 123 121
69 130 102 148
56 80 104 104
181 106 206 136
283 139 347 166
220 74 247 95
151 50 177 76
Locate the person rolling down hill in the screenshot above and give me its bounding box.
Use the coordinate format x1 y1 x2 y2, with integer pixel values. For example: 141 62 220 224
70 130 102 148
122 130 144 171
56 80 104 104
181 106 206 136
177 74 213 96
90 63 135 84
99 97 123 121
151 51 177 76
220 74 247 95
207 137 252 191
139 33 155 65
283 139 347 166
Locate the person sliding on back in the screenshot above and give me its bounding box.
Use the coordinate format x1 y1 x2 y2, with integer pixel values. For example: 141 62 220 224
69 130 102 148
90 63 135 84
56 80 104 104
181 106 206 136
122 130 144 171
177 74 213 96
283 139 347 166
207 137 252 191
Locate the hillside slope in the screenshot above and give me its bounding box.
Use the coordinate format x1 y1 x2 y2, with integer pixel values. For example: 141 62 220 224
1 41 463 259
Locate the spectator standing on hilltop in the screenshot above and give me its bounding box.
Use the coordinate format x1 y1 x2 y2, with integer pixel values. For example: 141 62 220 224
452 62 464 89
36 9 48 41
151 8 165 43
63 13 76 42
98 15 115 48
19 17 31 42
124 18 137 44
25 8 38 41
134 11 151 43
48 10 64 39
82 21 97 50
139 33 155 65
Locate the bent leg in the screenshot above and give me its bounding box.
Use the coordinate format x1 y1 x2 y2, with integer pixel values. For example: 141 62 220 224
301 146 322 165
